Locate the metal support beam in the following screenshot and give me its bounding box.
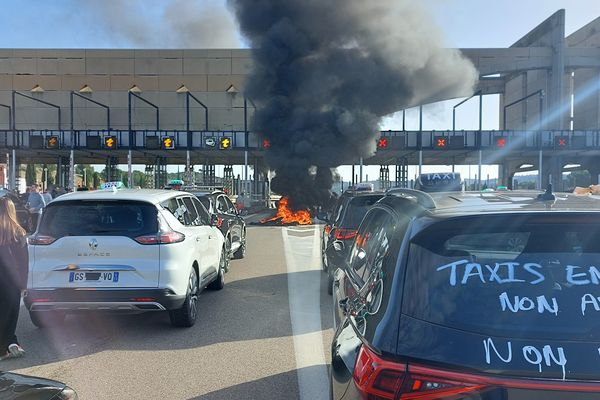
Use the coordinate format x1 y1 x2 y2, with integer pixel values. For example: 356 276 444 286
452 90 482 134
538 150 543 190
69 150 75 191
186 92 209 150
359 157 363 183
503 89 544 130
13 90 62 131
418 150 423 176
70 91 111 132
127 150 133 188
478 150 482 191
0 103 11 133
9 150 16 190
128 92 160 149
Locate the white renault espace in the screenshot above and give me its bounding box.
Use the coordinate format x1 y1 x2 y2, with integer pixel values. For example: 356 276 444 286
25 189 227 327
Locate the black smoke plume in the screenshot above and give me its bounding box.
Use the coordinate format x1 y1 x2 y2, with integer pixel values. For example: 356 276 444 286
228 0 477 210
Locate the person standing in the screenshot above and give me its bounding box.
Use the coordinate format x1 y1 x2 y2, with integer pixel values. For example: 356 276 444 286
0 197 28 359
25 184 45 231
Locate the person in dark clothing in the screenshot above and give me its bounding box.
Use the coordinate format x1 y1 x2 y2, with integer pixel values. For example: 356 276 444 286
0 196 28 360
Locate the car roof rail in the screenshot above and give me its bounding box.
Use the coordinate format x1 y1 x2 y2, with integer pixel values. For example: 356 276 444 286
385 187 437 210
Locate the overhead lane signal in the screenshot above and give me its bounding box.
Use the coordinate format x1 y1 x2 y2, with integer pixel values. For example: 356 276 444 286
434 137 447 149
262 139 271 149
162 136 175 149
104 136 117 149
555 136 568 148
219 137 232 150
496 137 507 148
377 138 388 149
46 136 59 149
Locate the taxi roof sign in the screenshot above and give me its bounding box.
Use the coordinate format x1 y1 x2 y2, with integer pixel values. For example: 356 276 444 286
101 181 125 190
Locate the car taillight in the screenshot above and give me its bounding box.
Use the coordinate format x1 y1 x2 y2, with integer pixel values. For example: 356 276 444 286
353 346 483 399
134 231 185 245
335 228 357 240
28 235 57 245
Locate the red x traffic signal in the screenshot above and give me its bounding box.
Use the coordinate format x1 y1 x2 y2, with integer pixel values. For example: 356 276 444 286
434 137 447 149
377 138 388 149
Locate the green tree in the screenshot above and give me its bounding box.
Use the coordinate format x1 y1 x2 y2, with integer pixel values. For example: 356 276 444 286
25 164 37 186
92 172 101 189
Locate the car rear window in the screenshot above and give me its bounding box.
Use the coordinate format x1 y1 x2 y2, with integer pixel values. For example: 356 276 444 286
403 214 600 341
340 195 384 229
39 200 158 238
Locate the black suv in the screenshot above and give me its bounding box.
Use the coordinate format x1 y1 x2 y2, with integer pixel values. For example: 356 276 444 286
190 190 247 259
331 188 600 399
320 190 384 295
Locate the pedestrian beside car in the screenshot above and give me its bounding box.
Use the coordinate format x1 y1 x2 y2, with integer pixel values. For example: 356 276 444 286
25 184 46 231
0 197 28 360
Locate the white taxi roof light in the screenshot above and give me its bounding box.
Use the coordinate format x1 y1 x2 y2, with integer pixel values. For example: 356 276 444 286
101 181 126 191
355 183 374 192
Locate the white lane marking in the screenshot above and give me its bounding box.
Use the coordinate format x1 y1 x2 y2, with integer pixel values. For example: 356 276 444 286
282 225 329 400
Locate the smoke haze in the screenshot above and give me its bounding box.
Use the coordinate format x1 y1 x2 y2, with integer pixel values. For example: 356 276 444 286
73 0 239 48
228 0 477 209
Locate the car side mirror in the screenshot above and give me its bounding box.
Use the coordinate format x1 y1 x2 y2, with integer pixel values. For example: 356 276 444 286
333 240 345 252
317 211 329 222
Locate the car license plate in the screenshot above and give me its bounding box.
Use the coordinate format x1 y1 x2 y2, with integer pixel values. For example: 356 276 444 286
69 271 119 283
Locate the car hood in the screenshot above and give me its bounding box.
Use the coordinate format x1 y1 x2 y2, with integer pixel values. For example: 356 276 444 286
0 372 64 400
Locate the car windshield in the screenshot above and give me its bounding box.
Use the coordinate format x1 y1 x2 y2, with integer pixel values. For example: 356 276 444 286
404 214 600 341
39 200 158 238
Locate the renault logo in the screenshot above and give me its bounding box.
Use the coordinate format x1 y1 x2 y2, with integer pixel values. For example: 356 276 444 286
89 239 99 250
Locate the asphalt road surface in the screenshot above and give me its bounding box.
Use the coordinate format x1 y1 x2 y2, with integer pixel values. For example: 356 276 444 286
3 223 334 400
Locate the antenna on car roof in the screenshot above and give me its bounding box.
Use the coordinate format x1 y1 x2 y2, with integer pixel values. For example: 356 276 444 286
537 183 555 201
385 188 436 210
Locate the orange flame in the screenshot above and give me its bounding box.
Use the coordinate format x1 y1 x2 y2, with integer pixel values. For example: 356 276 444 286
261 197 312 225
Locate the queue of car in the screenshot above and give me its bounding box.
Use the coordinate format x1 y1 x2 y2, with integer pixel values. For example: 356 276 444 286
325 177 600 399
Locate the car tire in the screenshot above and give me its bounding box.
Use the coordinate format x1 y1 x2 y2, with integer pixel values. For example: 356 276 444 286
224 237 233 269
208 247 227 291
29 310 65 328
169 267 199 328
233 234 246 259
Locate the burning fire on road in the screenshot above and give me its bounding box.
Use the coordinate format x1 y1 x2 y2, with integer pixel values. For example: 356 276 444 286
260 197 312 226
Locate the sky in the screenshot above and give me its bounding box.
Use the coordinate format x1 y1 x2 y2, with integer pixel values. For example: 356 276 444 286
0 0 596 183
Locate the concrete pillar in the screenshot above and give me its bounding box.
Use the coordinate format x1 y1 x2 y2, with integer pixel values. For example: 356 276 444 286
541 156 563 191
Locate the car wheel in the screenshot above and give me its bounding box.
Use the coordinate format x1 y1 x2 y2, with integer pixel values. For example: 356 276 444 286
224 237 233 270
233 234 246 259
169 267 199 328
208 246 227 290
29 310 66 328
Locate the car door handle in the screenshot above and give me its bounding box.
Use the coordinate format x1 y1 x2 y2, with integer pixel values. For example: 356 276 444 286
196 237 202 242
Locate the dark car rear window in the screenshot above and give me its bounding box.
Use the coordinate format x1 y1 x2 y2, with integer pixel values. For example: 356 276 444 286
39 200 158 238
403 214 600 341
340 195 384 229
